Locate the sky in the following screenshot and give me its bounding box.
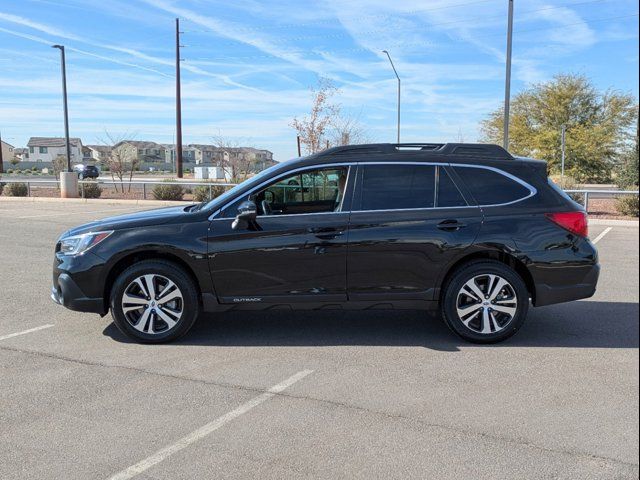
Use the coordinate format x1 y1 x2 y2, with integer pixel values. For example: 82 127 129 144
0 0 638 161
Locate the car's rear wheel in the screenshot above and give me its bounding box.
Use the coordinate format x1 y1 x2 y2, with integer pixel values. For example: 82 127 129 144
110 260 199 343
441 260 529 344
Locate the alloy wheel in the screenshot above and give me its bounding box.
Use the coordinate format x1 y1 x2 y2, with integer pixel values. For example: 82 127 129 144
121 274 184 335
455 274 518 335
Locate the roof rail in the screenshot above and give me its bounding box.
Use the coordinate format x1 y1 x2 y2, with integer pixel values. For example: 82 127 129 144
323 143 513 159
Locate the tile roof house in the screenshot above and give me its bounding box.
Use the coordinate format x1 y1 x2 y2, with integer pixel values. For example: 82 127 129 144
84 144 113 161
113 140 167 163
26 137 83 163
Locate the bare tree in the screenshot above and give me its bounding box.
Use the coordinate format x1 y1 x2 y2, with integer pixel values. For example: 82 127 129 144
98 132 139 193
211 134 254 183
329 112 370 147
290 78 340 155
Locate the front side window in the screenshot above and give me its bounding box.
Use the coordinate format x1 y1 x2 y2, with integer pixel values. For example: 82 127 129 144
256 167 348 216
453 166 532 205
359 164 436 211
223 167 348 217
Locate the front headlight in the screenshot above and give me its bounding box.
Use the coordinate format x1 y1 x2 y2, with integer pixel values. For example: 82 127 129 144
59 231 113 256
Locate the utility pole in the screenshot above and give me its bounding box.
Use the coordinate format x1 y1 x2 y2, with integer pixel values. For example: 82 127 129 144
296 135 302 157
561 124 566 187
175 18 183 178
382 50 401 144
503 0 514 151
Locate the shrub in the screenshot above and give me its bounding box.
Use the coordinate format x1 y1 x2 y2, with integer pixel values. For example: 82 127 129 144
6 182 28 197
0 181 4 196
615 194 639 217
31 166 38 172
193 182 227 202
7 169 13 174
80 180 102 199
152 179 184 201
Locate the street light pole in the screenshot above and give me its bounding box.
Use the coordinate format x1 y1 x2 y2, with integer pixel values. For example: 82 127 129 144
52 44 77 198
561 124 566 187
0 130 4 174
175 18 184 179
503 0 514 151
52 45 72 172
382 50 401 144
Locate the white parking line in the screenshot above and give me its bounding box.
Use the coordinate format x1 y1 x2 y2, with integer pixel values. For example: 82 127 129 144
0 324 55 341
108 369 314 480
593 227 613 244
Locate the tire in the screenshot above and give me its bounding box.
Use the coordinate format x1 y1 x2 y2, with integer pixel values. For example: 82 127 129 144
441 260 529 344
110 260 199 343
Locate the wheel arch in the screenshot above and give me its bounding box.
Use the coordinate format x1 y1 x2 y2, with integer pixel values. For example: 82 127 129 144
103 250 202 310
439 250 536 304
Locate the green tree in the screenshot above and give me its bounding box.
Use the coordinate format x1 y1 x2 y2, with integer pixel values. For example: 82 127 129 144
615 116 639 189
481 74 638 183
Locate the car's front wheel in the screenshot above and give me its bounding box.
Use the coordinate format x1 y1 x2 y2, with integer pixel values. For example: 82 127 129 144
110 260 199 343
441 260 529 344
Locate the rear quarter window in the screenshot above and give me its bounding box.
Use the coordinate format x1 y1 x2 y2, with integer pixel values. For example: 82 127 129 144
453 166 533 205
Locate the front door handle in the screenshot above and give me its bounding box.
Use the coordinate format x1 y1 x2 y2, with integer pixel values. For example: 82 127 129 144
437 219 467 231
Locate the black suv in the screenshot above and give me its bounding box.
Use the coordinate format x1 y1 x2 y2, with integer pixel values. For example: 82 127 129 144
73 164 100 179
51 143 599 344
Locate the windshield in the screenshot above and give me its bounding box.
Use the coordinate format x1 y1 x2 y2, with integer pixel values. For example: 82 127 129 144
201 162 284 211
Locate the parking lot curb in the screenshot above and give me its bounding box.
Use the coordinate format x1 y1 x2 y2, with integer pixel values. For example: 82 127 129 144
0 196 188 207
589 218 639 227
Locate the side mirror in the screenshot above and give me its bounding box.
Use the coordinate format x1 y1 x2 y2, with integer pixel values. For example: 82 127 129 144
231 200 257 230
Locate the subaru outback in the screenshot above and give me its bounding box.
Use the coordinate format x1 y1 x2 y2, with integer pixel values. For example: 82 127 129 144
51 143 599 344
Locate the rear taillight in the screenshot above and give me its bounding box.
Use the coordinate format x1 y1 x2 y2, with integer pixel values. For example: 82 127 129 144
546 211 588 238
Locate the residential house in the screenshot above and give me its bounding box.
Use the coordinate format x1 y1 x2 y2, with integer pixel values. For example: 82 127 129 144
113 140 167 164
84 144 112 162
26 137 83 163
177 144 275 170
13 148 28 161
226 147 275 172
1 140 15 164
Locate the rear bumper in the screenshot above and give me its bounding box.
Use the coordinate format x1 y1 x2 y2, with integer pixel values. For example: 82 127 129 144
533 263 600 307
51 273 106 314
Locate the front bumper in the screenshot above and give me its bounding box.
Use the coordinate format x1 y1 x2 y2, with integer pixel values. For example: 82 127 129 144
52 248 108 315
51 273 106 314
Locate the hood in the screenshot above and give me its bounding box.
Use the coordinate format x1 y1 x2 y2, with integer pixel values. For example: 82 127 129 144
62 204 194 237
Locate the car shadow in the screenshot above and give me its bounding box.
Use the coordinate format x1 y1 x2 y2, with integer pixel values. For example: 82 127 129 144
103 300 639 352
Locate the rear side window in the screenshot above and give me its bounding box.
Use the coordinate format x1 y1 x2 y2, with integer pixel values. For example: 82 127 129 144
360 164 435 210
453 166 532 205
437 169 468 207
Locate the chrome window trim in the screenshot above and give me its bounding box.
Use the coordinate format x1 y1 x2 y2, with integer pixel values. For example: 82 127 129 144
209 160 537 220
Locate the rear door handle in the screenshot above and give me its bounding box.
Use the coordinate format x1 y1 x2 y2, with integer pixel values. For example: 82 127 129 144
437 219 467 231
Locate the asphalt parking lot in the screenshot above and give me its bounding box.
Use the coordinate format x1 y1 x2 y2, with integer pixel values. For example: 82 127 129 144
0 201 638 480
